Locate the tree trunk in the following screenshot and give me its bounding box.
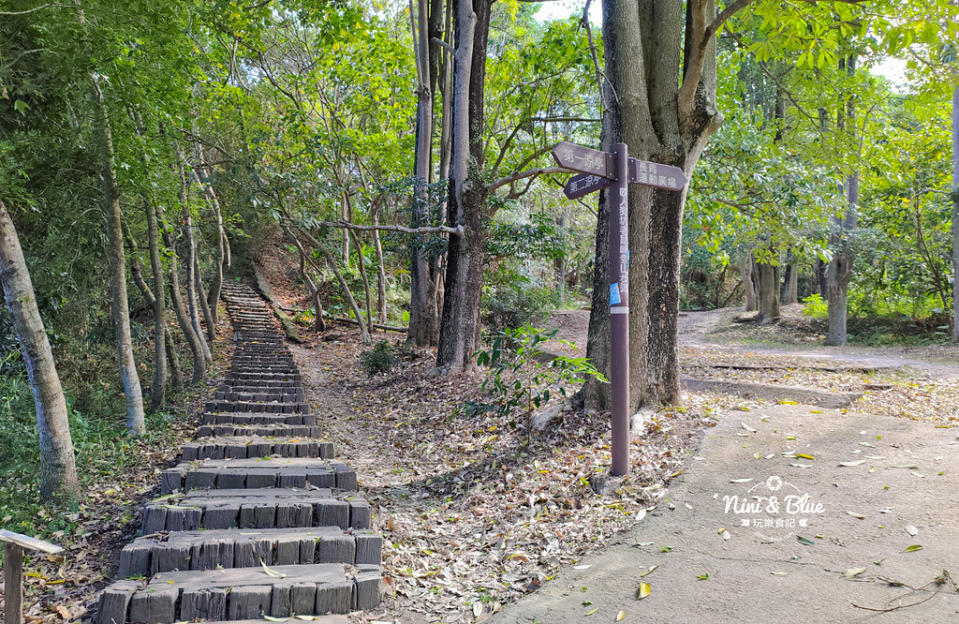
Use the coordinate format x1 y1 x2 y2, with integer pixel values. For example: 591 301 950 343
371 211 388 325
0 201 80 501
436 0 487 373
826 55 858 346
408 0 437 347
178 165 213 363
817 259 828 299
755 261 780 324
165 328 182 388
586 0 723 408
581 190 611 410
348 228 374 328
156 201 206 383
952 85 958 342
739 253 757 311
782 262 798 305
201 169 226 326
194 252 217 342
93 78 145 434
125 220 167 408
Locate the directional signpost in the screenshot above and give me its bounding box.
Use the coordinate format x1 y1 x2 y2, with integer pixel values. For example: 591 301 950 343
553 141 687 477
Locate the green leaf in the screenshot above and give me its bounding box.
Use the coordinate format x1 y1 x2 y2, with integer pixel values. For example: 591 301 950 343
903 544 923 553
797 536 814 546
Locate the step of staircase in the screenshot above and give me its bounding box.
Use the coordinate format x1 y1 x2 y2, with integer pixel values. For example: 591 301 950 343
181 437 334 461
142 488 371 532
200 412 315 426
97 564 380 623
196 424 326 438
160 457 357 494
118 527 382 577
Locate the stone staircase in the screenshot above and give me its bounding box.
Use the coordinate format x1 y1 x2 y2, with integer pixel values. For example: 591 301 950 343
96 282 381 623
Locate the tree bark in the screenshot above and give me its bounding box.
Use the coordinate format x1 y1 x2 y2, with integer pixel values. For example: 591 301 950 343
755 260 780 324
826 55 858 346
178 163 213 363
194 251 217 342
782 261 798 305
739 253 757 311
0 201 80 501
408 0 437 346
371 210 388 325
156 201 206 383
197 165 226 326
125 221 167 408
348 228 374 328
952 85 958 342
581 190 611 410
93 78 145 434
586 0 724 408
435 0 486 372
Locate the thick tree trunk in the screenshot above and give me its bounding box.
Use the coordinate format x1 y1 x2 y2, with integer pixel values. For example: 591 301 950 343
409 0 437 347
817 259 828 298
93 79 145 434
156 202 206 382
782 262 798 305
739 253 757 311
755 261 780 324
0 201 80 501
436 0 487 372
581 190 611 410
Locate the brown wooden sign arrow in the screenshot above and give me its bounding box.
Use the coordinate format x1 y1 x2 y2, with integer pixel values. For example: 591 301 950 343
628 158 687 191
552 141 612 178
563 172 612 199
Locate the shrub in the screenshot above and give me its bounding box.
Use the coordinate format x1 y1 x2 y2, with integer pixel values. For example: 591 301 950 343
800 293 828 319
482 285 557 331
359 340 398 377
474 325 607 443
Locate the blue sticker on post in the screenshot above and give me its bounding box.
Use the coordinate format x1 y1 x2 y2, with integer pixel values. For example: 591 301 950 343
609 282 621 305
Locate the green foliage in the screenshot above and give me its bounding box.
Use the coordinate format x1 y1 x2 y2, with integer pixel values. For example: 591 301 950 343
359 340 398 377
801 293 829 318
482 283 558 331
474 326 606 443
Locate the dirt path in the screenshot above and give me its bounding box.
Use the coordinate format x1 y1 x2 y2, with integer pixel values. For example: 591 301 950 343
493 403 959 623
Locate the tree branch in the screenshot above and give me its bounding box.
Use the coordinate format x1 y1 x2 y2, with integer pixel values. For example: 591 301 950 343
294 218 462 236
487 166 567 194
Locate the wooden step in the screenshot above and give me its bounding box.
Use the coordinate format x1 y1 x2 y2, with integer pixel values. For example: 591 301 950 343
118 527 382 577
200 412 315 426
196 424 325 438
142 489 371 532
160 457 356 494
97 563 380 623
181 437 334 461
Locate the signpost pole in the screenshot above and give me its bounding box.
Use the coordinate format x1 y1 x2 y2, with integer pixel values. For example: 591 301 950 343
608 143 630 476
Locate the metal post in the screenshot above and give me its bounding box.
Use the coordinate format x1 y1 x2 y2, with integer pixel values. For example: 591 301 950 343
609 142 630 476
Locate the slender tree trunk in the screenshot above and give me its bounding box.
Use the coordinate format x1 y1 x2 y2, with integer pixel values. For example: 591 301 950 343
125 221 166 408
341 193 351 266
201 170 226 326
320 244 370 344
739 253 757 311
409 0 437 346
178 165 213 363
165 328 182 388
286 226 327 332
0 201 80 501
371 211 388 325
194 252 217 342
93 78 145 434
826 56 858 346
952 85 959 342
348 229 374 328
436 0 487 372
817 259 828 299
156 201 206 383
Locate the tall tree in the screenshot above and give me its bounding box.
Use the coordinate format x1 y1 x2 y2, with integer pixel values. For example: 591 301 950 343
826 55 858 346
0 201 80 501
92 77 146 434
